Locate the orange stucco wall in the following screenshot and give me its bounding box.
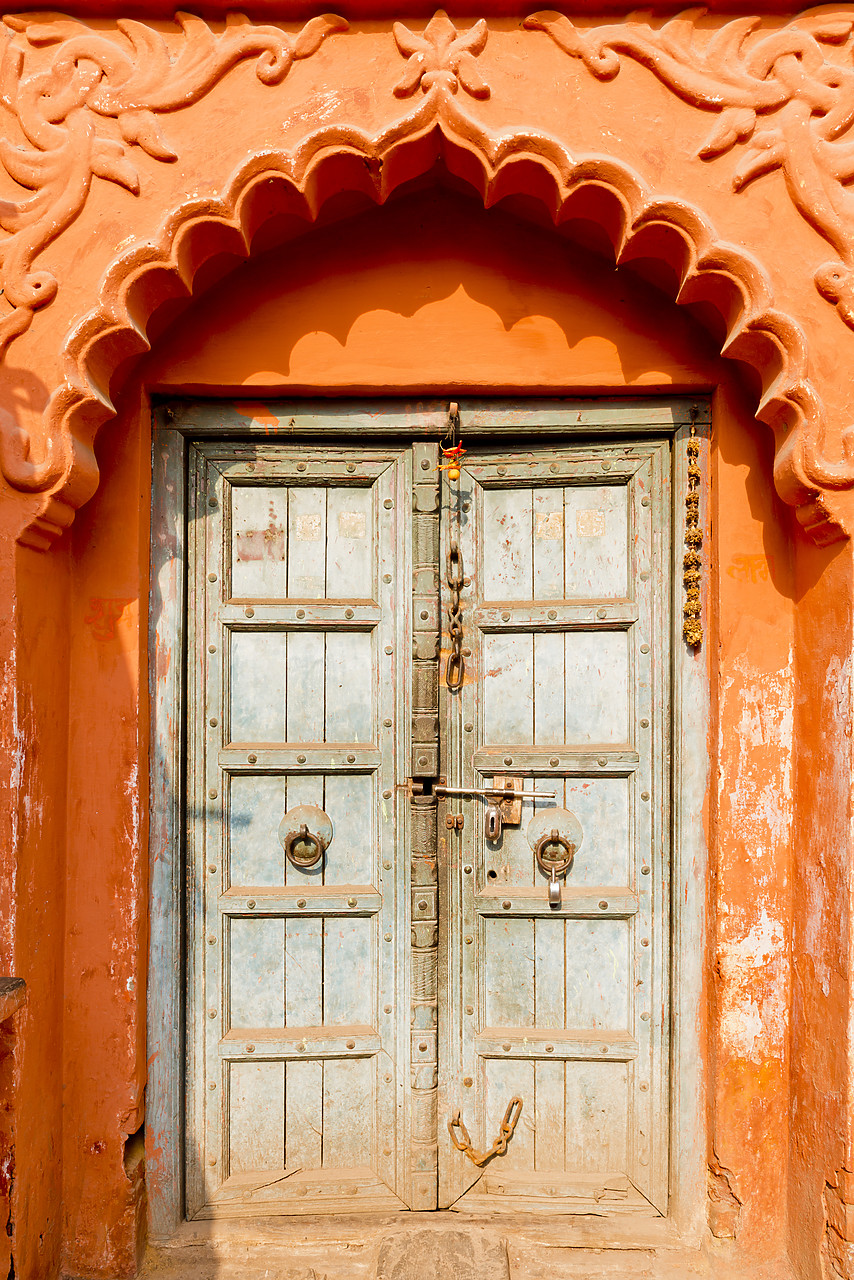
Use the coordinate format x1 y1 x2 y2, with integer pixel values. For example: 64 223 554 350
19 188 815 1276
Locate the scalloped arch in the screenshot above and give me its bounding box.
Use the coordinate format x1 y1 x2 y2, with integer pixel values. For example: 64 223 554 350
18 117 851 548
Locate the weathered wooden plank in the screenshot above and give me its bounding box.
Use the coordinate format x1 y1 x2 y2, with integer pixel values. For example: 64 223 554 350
533 918 565 1028
228 774 286 887
324 631 373 744
323 917 373 1025
564 919 630 1031
533 632 564 746
285 915 323 1028
532 487 564 600
286 632 325 744
228 1060 285 1174
229 917 285 1029
564 778 630 886
482 487 533 601
533 1060 566 1172
230 631 287 742
563 483 629 600
326 486 373 599
285 1059 323 1170
231 484 289 599
482 633 533 745
323 772 373 885
564 1061 629 1174
564 632 628 745
322 1058 374 1168
287 486 327 599
483 918 534 1029
474 1030 638 1059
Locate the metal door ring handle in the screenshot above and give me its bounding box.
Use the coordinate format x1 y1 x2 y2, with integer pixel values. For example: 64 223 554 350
283 823 326 870
534 829 575 877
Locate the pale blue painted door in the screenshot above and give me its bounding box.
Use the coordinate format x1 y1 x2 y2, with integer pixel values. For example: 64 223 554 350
438 442 671 1215
183 432 671 1221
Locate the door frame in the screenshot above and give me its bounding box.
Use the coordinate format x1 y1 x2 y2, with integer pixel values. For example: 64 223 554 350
147 396 710 1248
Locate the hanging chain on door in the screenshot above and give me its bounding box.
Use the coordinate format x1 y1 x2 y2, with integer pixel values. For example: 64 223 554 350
443 402 467 692
445 540 465 691
448 1096 524 1167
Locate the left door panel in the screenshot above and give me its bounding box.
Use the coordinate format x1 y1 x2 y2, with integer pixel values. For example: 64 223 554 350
186 444 412 1218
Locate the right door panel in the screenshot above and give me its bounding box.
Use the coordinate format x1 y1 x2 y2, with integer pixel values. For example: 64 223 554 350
439 441 671 1215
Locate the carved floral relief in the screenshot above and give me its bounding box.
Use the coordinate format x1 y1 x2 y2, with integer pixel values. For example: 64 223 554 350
393 11 490 98
0 11 348 360
524 9 854 331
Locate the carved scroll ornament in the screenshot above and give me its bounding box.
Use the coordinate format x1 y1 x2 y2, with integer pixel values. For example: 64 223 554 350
524 8 854 332
0 11 348 362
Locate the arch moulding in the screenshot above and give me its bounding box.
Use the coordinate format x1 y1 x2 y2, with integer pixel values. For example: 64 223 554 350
3 6 854 547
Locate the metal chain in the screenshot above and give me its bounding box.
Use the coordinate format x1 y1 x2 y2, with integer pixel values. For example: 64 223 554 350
445 541 465 691
448 1096 523 1167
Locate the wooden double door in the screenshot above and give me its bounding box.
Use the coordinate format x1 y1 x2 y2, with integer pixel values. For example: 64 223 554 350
184 428 671 1221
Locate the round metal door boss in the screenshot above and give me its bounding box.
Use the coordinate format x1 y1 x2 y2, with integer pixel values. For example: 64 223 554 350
526 807 583 907
278 804 334 871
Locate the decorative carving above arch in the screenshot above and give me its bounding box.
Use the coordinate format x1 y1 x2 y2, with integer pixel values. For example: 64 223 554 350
0 8 852 549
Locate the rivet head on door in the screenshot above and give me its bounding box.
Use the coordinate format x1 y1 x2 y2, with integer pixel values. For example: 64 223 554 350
384 499 393 509
463 1077 473 1087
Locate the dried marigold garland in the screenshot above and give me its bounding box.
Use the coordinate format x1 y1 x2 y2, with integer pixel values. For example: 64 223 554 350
683 417 703 648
